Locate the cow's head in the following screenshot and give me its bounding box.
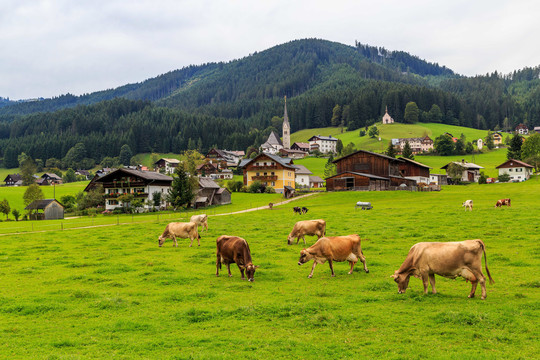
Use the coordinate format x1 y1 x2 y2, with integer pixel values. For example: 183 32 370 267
158 236 166 247
245 263 259 282
391 271 411 294
287 234 294 245
298 249 315 265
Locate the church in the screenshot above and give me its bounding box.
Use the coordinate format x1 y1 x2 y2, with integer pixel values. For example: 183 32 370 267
382 106 394 124
261 96 291 154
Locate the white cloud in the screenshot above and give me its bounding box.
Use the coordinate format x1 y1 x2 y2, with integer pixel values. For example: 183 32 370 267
1 0 540 99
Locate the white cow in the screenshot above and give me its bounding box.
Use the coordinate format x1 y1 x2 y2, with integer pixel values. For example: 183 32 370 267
190 214 208 232
462 200 473 211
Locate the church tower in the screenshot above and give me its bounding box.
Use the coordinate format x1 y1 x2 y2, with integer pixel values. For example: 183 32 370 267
282 96 291 149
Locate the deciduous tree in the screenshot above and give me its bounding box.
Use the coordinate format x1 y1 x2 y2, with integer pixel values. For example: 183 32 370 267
404 102 419 123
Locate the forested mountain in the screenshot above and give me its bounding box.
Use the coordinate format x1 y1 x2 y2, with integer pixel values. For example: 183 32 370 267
1 38 540 168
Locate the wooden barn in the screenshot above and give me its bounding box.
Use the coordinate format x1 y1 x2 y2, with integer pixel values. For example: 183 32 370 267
398 157 431 184
25 199 64 220
195 178 232 208
326 150 417 191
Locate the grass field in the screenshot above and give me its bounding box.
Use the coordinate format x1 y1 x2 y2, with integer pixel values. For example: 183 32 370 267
0 177 538 359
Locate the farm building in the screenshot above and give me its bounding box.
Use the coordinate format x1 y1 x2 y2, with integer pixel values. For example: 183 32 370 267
205 148 244 167
515 124 529 135
195 178 231 208
90 168 172 210
496 159 534 182
294 164 313 188
4 173 22 186
279 148 307 159
441 160 484 182
240 153 296 194
25 199 64 220
429 174 449 186
196 162 219 177
326 150 416 191
75 170 92 180
309 176 324 188
398 157 431 184
291 142 310 152
154 158 180 174
492 132 503 145
392 136 434 154
40 173 63 185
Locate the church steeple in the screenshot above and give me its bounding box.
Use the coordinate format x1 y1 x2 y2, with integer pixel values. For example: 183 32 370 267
282 96 290 149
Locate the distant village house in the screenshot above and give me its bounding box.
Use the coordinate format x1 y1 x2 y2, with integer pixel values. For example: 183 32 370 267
496 159 534 182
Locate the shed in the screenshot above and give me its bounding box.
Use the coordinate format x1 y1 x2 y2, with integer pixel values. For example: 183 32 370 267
25 199 64 220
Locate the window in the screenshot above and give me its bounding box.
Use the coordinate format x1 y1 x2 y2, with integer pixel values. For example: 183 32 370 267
508 168 512 172
271 182 275 186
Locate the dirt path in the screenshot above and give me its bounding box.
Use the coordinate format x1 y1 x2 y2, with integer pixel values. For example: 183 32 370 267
0 193 318 236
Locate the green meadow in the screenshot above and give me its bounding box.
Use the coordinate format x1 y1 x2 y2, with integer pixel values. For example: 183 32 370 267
0 178 538 359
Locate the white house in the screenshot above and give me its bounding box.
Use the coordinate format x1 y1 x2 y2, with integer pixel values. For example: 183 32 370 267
393 136 434 154
90 168 173 210
515 124 528 135
261 131 283 155
429 174 448 185
154 158 180 174
308 135 338 153
294 164 312 188
496 159 534 182
477 139 483 150
441 160 484 182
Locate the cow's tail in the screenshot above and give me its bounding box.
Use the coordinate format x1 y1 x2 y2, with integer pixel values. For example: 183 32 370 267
478 240 494 284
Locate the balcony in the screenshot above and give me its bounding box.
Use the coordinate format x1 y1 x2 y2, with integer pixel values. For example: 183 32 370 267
251 165 278 170
102 180 146 188
252 175 278 182
106 192 148 198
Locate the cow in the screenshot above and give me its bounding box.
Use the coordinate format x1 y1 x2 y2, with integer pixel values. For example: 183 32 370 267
495 198 511 208
158 222 200 247
301 207 309 214
216 235 259 282
462 200 473 211
391 240 494 299
190 214 208 232
293 206 302 214
297 235 369 278
287 219 326 245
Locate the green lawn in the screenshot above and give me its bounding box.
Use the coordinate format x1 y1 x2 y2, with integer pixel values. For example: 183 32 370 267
0 178 538 358
293 156 328 178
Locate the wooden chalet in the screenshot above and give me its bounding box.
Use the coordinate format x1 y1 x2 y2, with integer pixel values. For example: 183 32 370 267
196 162 219 176
195 178 231 208
398 157 431 184
41 173 63 185
154 158 180 174
4 173 22 186
25 199 64 220
278 148 307 159
291 142 310 152
326 150 416 191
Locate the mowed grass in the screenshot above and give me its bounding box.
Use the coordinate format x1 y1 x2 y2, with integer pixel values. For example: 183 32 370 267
0 178 538 358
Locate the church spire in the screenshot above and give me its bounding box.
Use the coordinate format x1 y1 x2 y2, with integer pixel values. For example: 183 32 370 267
282 95 290 149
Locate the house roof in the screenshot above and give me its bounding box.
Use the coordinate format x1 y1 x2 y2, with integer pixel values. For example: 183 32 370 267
75 170 91 175
308 135 338 142
216 187 230 195
196 162 218 170
199 177 221 189
293 142 309 148
96 168 173 182
280 148 307 154
265 131 283 146
441 161 484 170
309 175 324 183
155 158 180 164
42 173 62 180
333 149 403 163
294 164 313 175
25 199 63 210
241 153 297 170
496 159 534 169
398 157 432 169
4 174 22 182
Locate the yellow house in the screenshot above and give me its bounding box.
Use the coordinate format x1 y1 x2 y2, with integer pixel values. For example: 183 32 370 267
492 132 503 145
242 153 296 194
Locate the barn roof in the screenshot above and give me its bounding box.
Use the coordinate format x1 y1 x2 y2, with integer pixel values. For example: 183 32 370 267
25 199 63 210
398 157 432 169
333 149 403 163
199 177 221 189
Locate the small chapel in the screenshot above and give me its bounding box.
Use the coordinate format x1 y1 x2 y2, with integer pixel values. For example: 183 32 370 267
261 96 290 154
382 106 394 124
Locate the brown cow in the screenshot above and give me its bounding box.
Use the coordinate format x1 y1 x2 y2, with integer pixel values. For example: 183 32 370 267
216 235 259 282
158 222 200 247
190 214 208 232
297 235 369 278
287 219 326 245
391 240 494 299
495 198 511 208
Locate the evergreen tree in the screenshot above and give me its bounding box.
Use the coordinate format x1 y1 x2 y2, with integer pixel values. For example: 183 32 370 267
507 134 523 160
385 141 396 158
336 139 343 154
323 154 337 178
119 144 132 166
402 141 414 159
330 104 342 126
4 147 18 168
427 104 443 123
368 126 379 138
454 139 465 155
167 164 195 210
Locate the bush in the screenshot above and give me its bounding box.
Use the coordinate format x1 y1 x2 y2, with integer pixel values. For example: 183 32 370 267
248 181 264 193
478 172 488 184
498 173 511 183
359 130 366 137
264 186 275 194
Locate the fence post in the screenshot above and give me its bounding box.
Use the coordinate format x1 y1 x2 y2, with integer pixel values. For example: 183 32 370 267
61 222 63 231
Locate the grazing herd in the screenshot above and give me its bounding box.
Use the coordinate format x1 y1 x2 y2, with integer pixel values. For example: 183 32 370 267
157 199 498 299
462 198 512 210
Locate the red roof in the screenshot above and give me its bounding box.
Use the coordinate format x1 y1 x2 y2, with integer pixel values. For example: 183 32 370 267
496 159 534 169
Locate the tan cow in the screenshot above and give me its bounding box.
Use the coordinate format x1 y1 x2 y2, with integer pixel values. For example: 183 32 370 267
158 222 200 247
287 219 326 245
297 235 369 278
216 235 259 281
190 214 208 232
391 240 494 299
462 199 473 211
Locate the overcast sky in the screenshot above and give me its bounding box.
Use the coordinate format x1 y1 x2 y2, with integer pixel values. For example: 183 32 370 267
2 0 540 100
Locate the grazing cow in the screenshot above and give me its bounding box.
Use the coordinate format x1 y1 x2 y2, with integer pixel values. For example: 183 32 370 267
268 202 274 210
293 206 302 214
190 214 208 232
287 219 326 245
495 198 511 208
158 222 200 247
216 235 259 281
297 235 369 278
462 200 473 211
301 207 309 214
391 240 494 299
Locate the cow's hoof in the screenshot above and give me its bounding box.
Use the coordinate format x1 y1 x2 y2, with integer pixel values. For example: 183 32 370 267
365 269 370 273
468 294 475 298
331 274 336 277
228 275 233 278
308 275 312 279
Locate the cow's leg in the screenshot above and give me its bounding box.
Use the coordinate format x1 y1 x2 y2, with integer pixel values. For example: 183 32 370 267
216 256 220 277
240 267 245 280
196 235 200 247
227 263 232 277
189 236 193 247
429 274 437 294
296 237 300 245
471 269 487 300
172 236 178 247
359 252 369 273
308 262 317 278
328 259 335 277
461 268 478 298
302 235 306 245
348 261 356 274
421 273 429 294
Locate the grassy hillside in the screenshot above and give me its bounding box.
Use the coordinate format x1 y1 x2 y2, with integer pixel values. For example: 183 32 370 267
0 178 537 358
